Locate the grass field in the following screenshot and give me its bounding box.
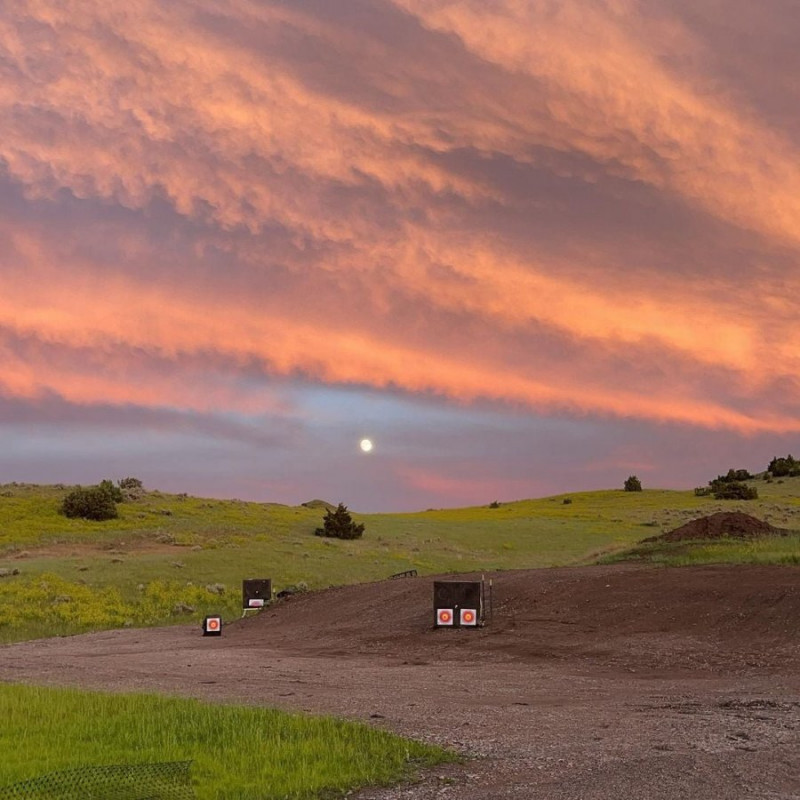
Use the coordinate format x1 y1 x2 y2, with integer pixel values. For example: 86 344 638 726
0 684 454 799
599 531 800 567
1 478 799 643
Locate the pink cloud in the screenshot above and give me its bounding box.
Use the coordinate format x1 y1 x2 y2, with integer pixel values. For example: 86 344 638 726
0 0 798 447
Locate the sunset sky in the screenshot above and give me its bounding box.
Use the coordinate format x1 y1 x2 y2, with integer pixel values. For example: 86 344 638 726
1 0 798 511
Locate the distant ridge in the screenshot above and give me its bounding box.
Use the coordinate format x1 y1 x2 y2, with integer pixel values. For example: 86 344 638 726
301 499 336 512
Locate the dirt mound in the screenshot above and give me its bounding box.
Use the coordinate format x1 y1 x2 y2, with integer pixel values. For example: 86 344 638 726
642 511 789 543
222 564 800 671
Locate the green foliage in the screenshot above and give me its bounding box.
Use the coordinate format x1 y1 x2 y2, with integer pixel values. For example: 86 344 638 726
0 574 240 637
117 476 145 500
99 479 124 503
60 485 119 521
713 481 759 500
0 685 454 799
58 477 144 521
600 533 800 568
624 475 642 492
768 454 799 477
707 468 758 498
709 468 753 492
719 468 752 482
315 502 365 540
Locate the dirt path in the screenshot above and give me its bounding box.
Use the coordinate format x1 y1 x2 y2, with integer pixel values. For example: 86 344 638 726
2 565 799 798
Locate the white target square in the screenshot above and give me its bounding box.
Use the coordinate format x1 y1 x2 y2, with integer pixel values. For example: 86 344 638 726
460 608 478 626
203 615 222 636
436 608 454 626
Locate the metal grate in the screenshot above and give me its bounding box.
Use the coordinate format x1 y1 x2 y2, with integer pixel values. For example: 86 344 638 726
0 761 195 800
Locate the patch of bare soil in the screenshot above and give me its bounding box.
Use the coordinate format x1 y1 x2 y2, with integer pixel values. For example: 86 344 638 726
1 564 799 799
642 511 790 543
5 540 187 561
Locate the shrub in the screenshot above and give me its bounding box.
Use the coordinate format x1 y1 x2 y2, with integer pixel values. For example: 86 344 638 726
99 479 123 503
61 486 119 521
768 455 798 477
694 487 712 497
489 501 501 509
713 481 759 500
624 475 642 492
710 465 759 493
117 477 145 500
314 503 365 540
713 468 753 485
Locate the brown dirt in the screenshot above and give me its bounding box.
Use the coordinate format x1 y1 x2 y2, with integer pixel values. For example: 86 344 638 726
642 511 790 543
1 564 799 799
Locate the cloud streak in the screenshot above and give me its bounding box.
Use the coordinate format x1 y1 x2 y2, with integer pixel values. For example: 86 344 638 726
0 0 798 506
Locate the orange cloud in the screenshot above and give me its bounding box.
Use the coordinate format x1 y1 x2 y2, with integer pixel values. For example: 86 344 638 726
0 0 798 438
1 227 796 434
396 0 800 246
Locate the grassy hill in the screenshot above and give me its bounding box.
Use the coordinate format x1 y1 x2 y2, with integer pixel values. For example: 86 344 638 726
1 478 799 643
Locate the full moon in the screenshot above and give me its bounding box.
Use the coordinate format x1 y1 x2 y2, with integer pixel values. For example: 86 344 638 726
359 438 373 453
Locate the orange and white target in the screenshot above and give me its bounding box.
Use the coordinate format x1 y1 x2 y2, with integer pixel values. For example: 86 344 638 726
436 608 454 626
460 608 478 626
203 615 222 636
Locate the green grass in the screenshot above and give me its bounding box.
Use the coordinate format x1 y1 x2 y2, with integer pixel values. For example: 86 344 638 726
1 479 799 642
0 684 454 799
599 533 800 567
0 573 244 641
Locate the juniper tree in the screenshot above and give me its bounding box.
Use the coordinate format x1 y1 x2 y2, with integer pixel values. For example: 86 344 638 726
314 502 365 540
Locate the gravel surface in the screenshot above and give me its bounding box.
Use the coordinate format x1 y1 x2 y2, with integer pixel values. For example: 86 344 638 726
1 564 799 798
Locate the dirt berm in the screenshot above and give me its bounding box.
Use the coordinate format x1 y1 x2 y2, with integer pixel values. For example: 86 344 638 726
641 511 790 544
223 563 800 672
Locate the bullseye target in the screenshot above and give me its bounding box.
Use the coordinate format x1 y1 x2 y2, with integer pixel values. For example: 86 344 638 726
460 608 477 626
203 615 222 636
436 608 454 626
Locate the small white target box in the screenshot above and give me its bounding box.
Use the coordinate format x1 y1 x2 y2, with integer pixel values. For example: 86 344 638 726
203 615 222 636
